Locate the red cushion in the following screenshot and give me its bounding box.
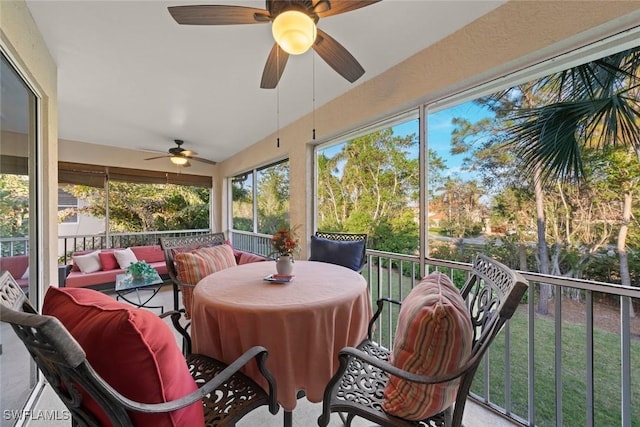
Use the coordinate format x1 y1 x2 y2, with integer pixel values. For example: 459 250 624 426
238 251 267 265
0 255 29 279
225 240 243 264
130 245 165 263
42 287 204 427
98 250 118 270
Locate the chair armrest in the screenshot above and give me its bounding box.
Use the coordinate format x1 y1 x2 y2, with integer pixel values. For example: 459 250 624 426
368 297 402 339
160 310 192 354
338 345 468 386
93 345 277 415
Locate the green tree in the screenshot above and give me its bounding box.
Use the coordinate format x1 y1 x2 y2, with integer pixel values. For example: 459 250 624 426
63 182 209 232
495 46 640 315
317 128 422 251
0 174 29 245
257 162 289 234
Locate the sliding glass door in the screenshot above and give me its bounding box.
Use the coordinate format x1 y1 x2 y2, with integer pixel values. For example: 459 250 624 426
0 51 39 426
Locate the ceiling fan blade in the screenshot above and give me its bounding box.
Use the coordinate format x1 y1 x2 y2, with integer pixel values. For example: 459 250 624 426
144 155 171 161
261 43 290 89
313 29 364 83
190 156 218 166
180 150 197 157
168 5 270 25
316 0 380 18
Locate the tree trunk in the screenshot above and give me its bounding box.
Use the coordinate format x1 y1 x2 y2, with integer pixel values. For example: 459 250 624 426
518 243 528 271
618 191 635 318
535 164 552 315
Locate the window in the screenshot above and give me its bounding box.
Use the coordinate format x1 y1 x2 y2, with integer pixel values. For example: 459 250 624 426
424 44 640 288
315 113 419 253
58 187 78 223
230 160 290 235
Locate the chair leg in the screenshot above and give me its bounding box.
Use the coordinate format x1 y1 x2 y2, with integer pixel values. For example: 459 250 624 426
173 283 179 312
444 406 453 427
345 413 356 426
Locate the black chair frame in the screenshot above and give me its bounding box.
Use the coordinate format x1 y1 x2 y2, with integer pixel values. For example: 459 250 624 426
317 254 528 427
159 233 227 312
0 271 279 427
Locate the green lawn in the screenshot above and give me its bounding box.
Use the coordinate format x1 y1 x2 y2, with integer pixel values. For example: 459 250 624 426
475 308 640 427
363 266 640 427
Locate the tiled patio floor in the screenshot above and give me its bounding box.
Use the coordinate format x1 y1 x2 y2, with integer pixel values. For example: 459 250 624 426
26 285 516 427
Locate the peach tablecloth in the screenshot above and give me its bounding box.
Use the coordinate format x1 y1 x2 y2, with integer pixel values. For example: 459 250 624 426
191 260 373 411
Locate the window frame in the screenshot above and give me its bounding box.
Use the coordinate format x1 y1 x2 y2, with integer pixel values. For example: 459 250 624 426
229 158 290 235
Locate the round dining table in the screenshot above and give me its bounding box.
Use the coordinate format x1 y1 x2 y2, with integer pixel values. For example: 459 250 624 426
191 260 373 414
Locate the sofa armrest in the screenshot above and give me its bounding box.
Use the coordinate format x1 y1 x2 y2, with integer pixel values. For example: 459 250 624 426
58 265 72 287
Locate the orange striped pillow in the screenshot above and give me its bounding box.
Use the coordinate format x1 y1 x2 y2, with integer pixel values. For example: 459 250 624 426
174 245 237 317
382 272 473 421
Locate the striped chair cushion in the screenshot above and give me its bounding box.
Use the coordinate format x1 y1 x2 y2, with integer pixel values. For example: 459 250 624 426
382 272 473 421
174 245 237 317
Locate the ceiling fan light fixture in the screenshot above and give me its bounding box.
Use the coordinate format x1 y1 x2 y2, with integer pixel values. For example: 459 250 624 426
170 156 189 166
272 10 317 55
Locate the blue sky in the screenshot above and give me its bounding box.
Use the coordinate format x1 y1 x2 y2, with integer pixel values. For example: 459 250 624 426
318 100 493 183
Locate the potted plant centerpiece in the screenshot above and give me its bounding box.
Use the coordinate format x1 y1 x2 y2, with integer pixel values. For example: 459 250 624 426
126 260 156 281
270 225 300 276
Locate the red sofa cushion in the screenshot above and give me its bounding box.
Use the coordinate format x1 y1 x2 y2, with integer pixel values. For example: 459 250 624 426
131 245 165 263
238 251 267 265
98 250 119 270
0 255 29 280
42 287 204 427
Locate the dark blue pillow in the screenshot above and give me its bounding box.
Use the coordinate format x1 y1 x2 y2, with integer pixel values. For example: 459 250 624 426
309 236 366 272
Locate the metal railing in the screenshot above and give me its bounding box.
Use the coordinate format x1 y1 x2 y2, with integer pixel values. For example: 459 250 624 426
228 232 639 427
57 229 211 264
0 236 29 257
7 229 639 426
365 249 639 427
229 230 274 258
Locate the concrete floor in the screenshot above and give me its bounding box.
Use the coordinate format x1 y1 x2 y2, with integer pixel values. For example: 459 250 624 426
25 285 517 427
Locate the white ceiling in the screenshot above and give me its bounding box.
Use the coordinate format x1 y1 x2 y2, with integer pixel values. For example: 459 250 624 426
24 0 504 164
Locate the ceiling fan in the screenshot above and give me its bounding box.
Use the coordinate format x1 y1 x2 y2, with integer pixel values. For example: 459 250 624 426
144 140 217 167
168 0 380 88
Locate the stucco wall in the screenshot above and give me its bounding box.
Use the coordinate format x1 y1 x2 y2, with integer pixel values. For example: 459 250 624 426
214 1 640 256
1 0 58 297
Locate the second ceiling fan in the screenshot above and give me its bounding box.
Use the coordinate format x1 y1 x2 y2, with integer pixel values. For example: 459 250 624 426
168 0 380 88
144 140 217 167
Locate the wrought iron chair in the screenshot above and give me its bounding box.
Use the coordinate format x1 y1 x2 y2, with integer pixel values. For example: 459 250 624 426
0 271 279 427
160 233 227 312
309 231 368 272
317 254 528 427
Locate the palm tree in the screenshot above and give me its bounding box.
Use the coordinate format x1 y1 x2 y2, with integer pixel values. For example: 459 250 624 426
495 46 640 315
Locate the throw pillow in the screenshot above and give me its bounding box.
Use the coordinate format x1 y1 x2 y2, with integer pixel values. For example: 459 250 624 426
382 272 473 421
21 267 29 280
42 286 204 427
114 247 138 269
174 244 237 318
308 235 365 271
98 250 119 271
72 251 102 274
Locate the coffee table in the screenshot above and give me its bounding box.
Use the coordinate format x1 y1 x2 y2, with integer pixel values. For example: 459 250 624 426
115 271 164 312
